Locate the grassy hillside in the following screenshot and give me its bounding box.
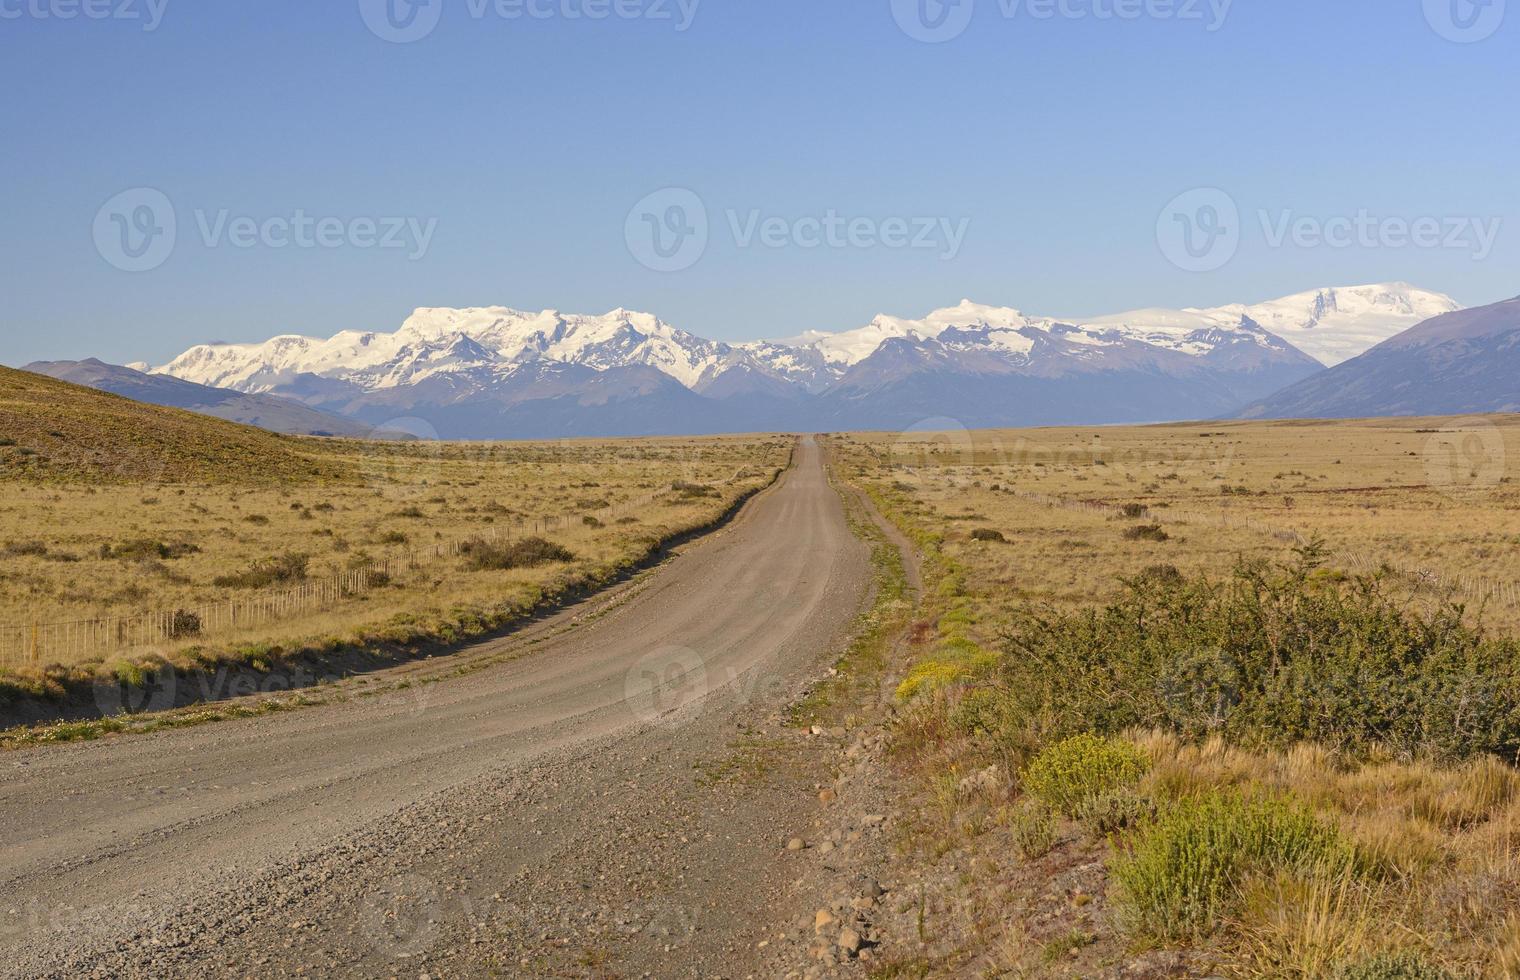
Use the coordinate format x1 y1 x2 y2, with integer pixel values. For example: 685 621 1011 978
0 366 354 484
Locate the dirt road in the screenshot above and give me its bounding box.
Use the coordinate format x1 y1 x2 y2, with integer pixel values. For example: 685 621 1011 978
0 437 877 978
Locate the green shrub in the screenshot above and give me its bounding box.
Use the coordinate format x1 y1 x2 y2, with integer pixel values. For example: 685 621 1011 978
1008 801 1055 859
1022 734 1148 816
1073 786 1154 837
112 660 147 688
949 687 1003 735
4 540 48 557
995 548 1520 760
1113 791 1357 940
461 536 574 571
1120 503 1147 519
1122 523 1170 542
1335 953 1454 980
970 528 1006 543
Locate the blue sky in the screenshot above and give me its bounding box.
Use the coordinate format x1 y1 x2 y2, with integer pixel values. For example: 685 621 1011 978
2 0 1517 367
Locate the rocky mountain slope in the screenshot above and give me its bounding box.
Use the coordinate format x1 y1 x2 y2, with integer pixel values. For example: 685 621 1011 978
1237 296 1520 419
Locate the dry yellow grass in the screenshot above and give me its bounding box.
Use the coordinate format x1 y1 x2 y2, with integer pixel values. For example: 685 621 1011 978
0 365 353 484
1132 731 1520 974
1 433 789 675
831 418 1520 977
836 415 1520 634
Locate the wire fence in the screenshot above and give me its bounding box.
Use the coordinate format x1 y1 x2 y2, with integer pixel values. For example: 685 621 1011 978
0 473 761 670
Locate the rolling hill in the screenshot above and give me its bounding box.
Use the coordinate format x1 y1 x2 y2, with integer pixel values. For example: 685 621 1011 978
0 366 355 484
23 359 385 438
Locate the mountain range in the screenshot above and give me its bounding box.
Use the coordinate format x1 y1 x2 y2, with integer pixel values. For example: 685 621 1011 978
1238 296 1520 419
125 283 1457 439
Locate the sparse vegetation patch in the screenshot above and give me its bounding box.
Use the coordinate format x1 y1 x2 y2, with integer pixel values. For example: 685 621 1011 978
460 536 575 572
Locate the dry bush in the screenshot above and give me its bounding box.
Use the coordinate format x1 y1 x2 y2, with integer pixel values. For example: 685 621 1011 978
460 536 574 572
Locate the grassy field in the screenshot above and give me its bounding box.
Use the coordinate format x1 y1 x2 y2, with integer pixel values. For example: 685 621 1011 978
0 368 789 697
831 417 1520 978
838 416 1520 632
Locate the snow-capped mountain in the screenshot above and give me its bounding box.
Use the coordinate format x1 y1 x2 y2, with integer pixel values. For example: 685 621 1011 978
160 307 742 394
774 297 1301 369
1080 283 1460 368
147 283 1461 438
1237 295 1520 420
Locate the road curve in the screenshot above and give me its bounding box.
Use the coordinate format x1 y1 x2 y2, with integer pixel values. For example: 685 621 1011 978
0 436 872 978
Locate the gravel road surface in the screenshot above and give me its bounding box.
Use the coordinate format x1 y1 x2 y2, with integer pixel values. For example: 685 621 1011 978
0 437 875 978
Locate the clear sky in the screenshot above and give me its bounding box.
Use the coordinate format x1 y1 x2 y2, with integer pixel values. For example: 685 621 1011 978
2 0 1517 367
